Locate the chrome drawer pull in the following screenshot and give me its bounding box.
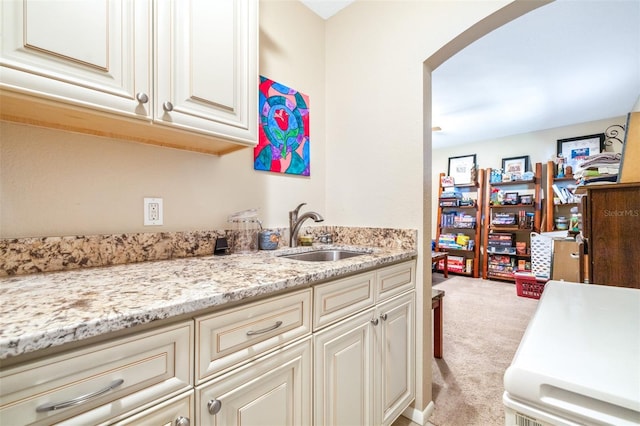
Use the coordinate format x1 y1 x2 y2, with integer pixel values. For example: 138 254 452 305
35 378 124 412
246 320 283 336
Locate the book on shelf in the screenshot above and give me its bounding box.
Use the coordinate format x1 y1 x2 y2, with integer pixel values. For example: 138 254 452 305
487 246 517 255
438 232 474 250
440 212 477 228
552 183 578 204
552 183 566 203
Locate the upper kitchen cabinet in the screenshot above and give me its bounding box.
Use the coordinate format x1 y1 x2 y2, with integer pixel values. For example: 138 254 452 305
0 0 258 155
155 0 257 146
0 0 151 118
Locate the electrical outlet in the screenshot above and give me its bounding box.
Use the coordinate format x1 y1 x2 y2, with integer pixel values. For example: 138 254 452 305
144 197 163 226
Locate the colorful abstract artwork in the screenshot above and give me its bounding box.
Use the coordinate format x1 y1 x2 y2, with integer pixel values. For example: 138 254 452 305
254 76 310 176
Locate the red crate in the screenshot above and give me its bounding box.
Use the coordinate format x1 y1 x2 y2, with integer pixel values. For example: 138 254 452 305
514 272 548 300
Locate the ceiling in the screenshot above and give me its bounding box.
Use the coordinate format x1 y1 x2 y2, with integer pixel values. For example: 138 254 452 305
300 0 640 150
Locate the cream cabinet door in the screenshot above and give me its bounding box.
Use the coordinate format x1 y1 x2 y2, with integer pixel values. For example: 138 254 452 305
0 0 151 118
155 0 258 146
112 390 194 426
196 337 311 426
314 308 376 426
377 291 415 426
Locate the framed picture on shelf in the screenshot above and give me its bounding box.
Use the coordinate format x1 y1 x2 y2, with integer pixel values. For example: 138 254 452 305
502 156 530 179
504 192 520 205
447 154 476 185
440 175 455 187
520 194 533 205
557 133 605 171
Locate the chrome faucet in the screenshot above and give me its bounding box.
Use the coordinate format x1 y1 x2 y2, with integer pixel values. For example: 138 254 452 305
289 203 324 247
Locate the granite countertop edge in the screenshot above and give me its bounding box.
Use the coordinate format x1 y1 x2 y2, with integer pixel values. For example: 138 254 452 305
0 245 417 360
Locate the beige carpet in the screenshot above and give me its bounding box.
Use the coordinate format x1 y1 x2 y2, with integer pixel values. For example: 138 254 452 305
428 274 539 426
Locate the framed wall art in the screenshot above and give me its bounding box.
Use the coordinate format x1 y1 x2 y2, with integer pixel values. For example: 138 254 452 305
254 76 310 176
557 133 605 171
447 154 476 185
502 155 530 179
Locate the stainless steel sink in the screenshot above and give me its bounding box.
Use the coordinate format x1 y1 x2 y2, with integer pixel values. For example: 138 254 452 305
278 249 367 262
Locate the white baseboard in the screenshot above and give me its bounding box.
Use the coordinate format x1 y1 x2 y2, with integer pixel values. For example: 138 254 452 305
401 400 435 425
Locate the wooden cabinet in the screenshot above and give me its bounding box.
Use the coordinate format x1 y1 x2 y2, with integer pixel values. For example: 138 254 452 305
0 321 193 425
195 288 312 425
0 261 416 426
544 160 580 232
313 261 416 426
314 307 376 426
435 170 485 277
0 0 257 155
1 0 151 118
113 391 194 426
196 337 312 426
582 183 640 288
377 291 415 426
483 163 542 281
154 0 258 145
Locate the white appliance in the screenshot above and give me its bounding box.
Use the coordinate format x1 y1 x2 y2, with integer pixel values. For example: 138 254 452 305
503 280 640 426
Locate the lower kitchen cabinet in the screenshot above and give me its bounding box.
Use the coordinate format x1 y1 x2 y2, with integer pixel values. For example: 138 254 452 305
112 390 194 425
314 307 376 426
195 337 312 426
378 291 415 425
0 321 193 425
0 260 416 426
314 260 416 426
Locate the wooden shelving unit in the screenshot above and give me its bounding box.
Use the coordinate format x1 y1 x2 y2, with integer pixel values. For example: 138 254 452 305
482 162 542 281
544 160 580 232
435 169 484 278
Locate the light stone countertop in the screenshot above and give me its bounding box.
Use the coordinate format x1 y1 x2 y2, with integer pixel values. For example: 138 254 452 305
0 244 416 361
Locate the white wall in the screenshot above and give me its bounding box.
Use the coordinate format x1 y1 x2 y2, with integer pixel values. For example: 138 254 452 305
0 1 326 238
430 115 628 236
322 0 532 417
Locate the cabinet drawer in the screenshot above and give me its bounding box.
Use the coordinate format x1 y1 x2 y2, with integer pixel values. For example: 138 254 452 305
376 261 416 301
313 271 375 330
0 321 193 425
196 288 312 384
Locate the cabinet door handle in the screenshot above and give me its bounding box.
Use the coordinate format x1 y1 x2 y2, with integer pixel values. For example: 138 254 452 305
371 318 379 326
35 378 124 412
208 399 222 415
136 92 149 104
175 416 190 426
380 313 388 321
246 320 283 336
163 101 174 112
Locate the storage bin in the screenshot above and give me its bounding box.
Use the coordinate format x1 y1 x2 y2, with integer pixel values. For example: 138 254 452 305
514 271 548 300
530 232 552 279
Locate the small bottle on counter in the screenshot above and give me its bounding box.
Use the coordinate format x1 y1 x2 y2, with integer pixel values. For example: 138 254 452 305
298 235 314 246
